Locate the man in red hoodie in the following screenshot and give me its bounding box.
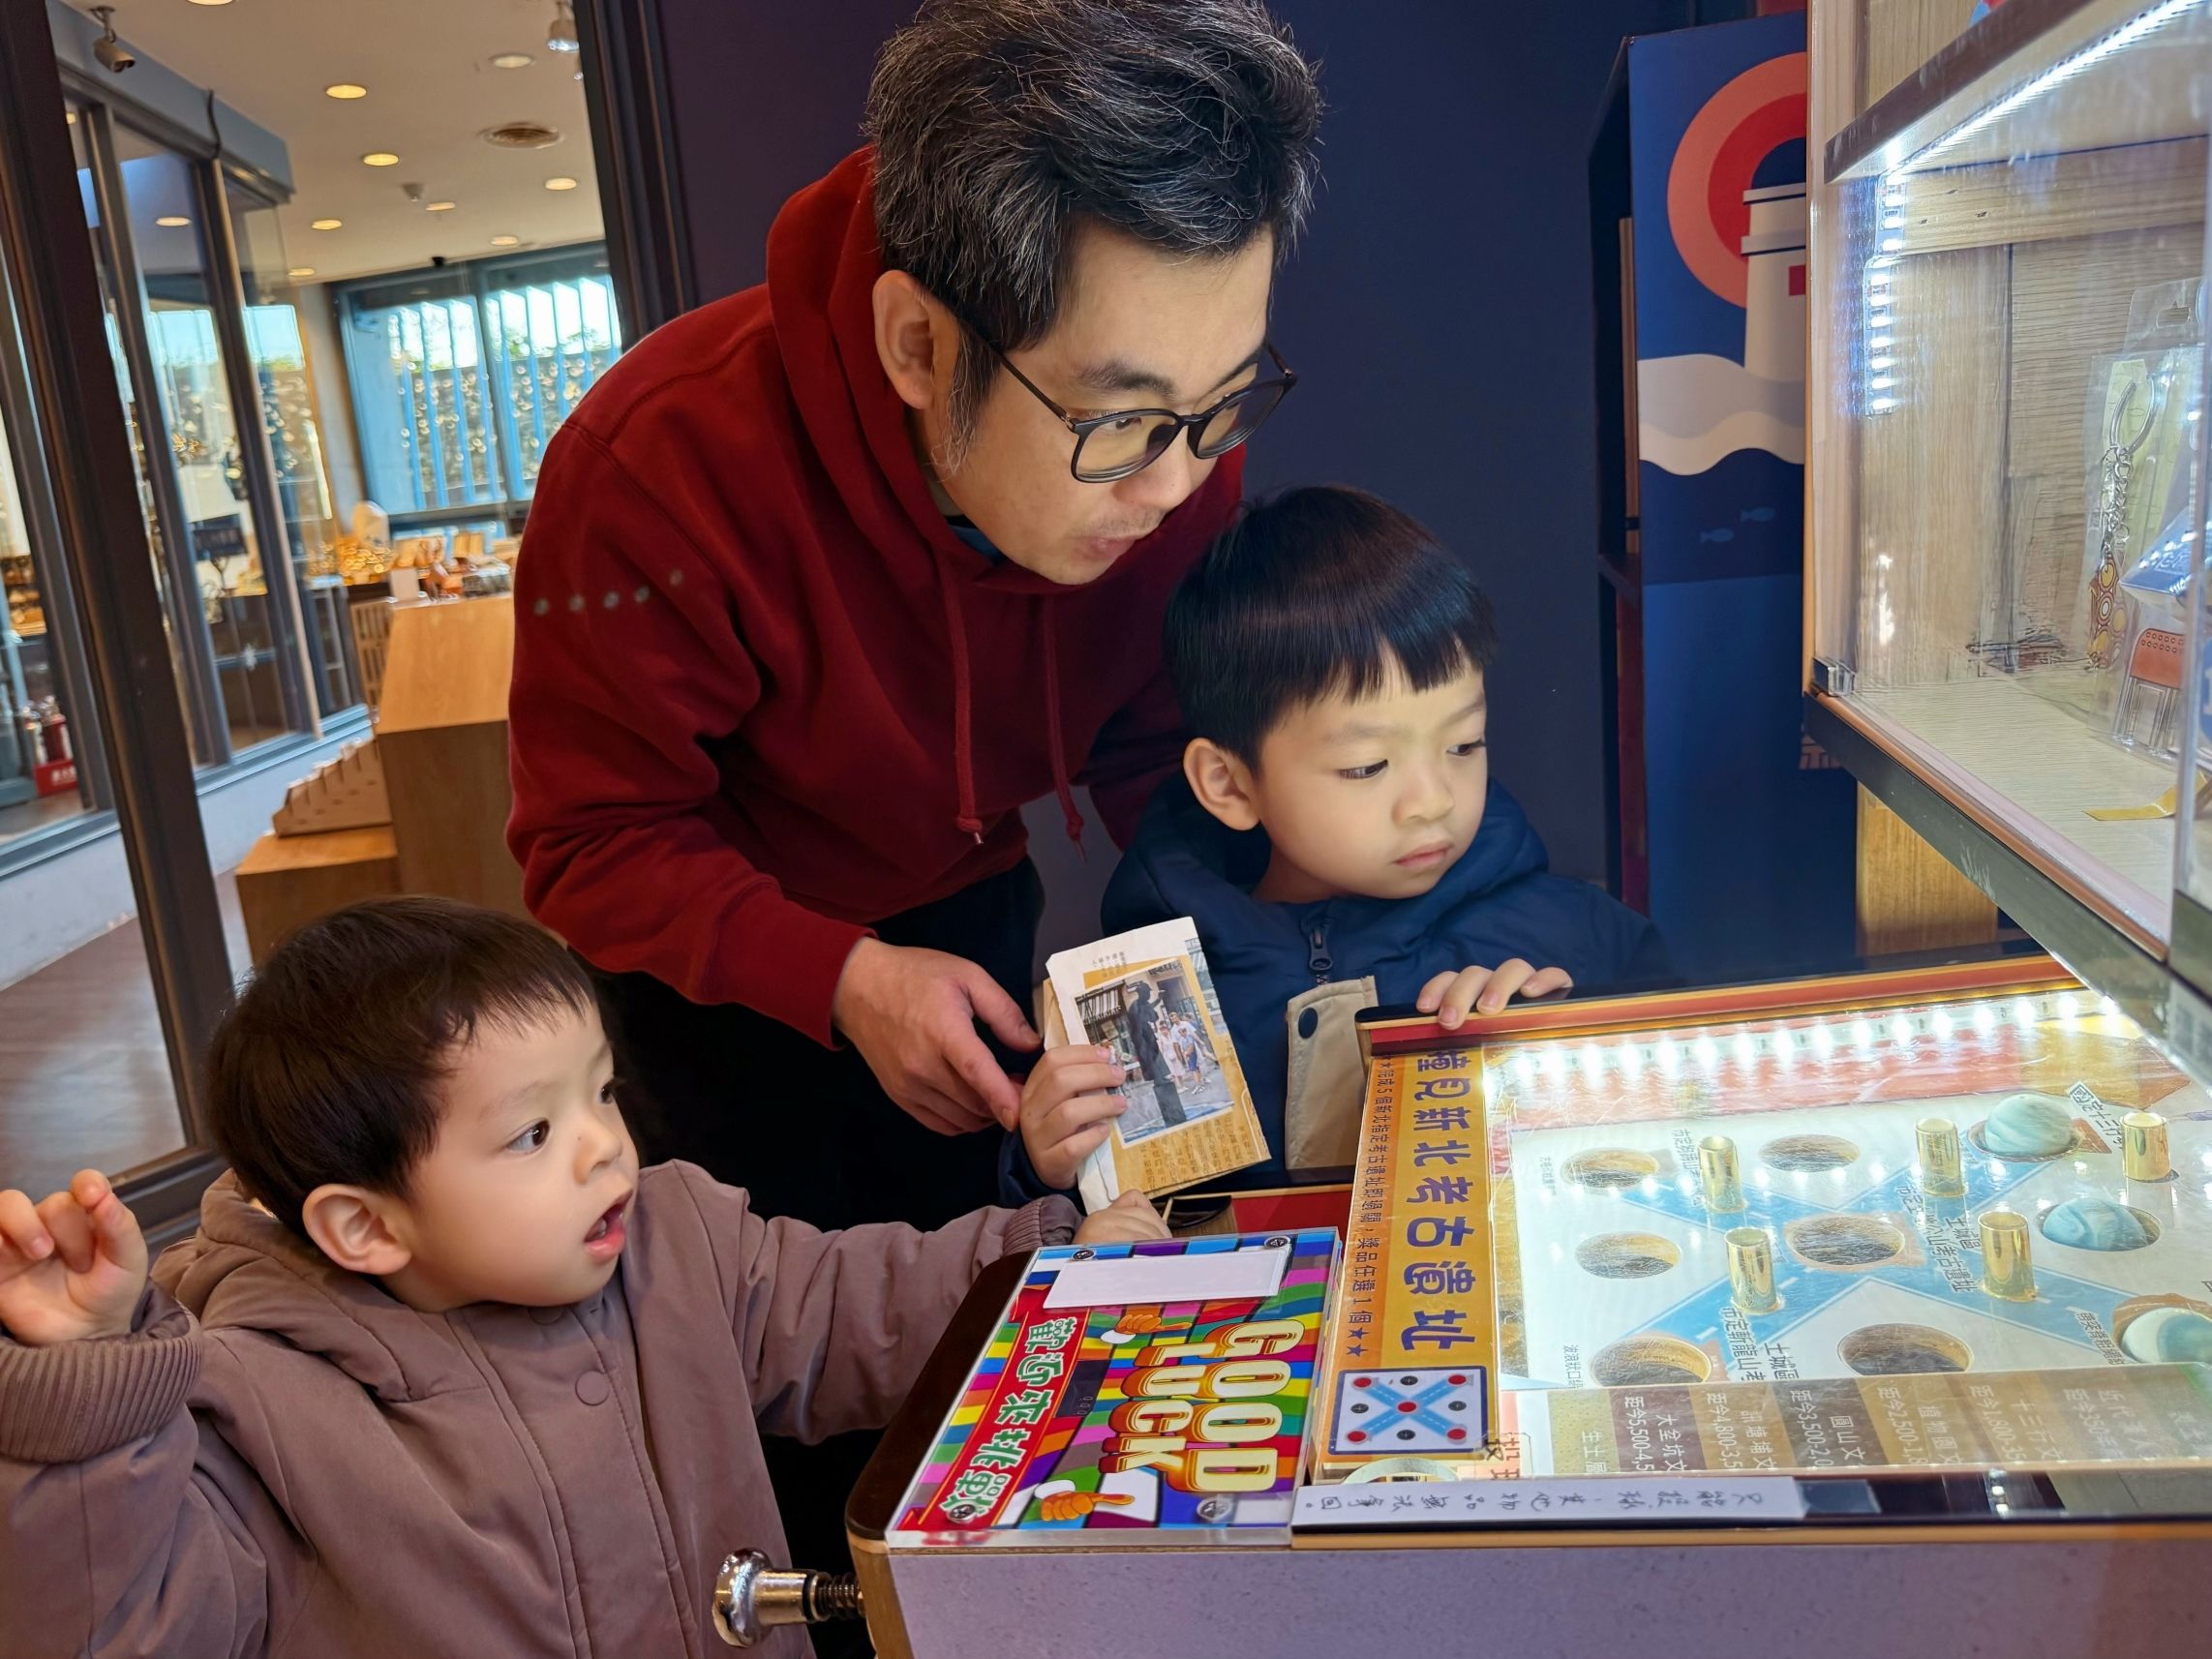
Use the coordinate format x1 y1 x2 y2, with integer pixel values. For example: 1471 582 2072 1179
507 0 1323 1233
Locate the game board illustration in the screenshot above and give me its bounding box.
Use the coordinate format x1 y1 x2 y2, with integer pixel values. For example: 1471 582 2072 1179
1442 985 2212 1475
893 1230 1338 1546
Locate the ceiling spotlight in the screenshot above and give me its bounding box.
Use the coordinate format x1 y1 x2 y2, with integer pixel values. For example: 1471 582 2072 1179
425 200 457 213
154 215 190 227
546 0 580 53
186 0 233 7
490 51 533 70
362 152 399 167
323 82 367 101
490 234 523 247
89 9 135 75
310 218 342 231
288 266 315 279
544 175 578 192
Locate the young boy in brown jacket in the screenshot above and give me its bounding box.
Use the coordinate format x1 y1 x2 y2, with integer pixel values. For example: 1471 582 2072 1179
0 898 1163 1659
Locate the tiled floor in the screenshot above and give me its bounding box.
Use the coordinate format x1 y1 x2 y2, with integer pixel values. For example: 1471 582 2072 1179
0 874 248 1198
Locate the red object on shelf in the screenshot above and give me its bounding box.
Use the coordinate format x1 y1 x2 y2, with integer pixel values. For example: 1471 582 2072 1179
1218 1187 1353 1236
33 756 76 797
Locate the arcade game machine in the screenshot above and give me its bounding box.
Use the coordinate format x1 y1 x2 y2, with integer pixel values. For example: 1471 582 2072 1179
708 0 2212 1649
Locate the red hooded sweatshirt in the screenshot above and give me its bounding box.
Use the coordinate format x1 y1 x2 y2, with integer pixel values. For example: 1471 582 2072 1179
507 149 1243 1045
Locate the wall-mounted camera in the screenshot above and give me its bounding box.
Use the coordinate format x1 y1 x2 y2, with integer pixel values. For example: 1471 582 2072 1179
90 8 135 75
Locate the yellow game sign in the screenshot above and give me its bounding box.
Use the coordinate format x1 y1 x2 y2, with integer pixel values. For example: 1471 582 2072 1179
1317 1046 1501 1477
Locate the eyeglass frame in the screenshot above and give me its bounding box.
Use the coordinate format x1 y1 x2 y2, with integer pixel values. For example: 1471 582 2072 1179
977 335 1298 482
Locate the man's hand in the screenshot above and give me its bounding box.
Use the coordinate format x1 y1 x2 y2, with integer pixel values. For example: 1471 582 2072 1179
0 1170 148 1347
832 939 1040 1133
1019 1045 1127 1190
1415 960 1574 1028
1075 1188 1170 1246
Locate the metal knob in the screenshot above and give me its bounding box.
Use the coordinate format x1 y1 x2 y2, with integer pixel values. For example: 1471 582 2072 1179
712 1550 865 1648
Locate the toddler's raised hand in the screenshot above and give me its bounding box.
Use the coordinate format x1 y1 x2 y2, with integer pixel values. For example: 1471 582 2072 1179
0 1169 147 1346
1020 1044 1129 1191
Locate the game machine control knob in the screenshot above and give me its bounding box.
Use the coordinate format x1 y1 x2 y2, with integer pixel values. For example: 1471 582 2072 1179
712 1551 865 1648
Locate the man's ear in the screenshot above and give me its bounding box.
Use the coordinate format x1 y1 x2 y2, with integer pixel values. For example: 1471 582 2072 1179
872 269 959 412
301 1184 413 1278
1184 739 1262 832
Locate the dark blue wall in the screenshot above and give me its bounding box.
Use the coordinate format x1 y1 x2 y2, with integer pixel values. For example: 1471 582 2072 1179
651 0 1696 954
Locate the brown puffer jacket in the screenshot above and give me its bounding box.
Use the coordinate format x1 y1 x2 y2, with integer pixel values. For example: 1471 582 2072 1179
0 1162 1072 1658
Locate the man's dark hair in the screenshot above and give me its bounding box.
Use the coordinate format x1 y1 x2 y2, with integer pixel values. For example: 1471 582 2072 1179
865 0 1322 453
1165 486 1500 764
206 896 596 1238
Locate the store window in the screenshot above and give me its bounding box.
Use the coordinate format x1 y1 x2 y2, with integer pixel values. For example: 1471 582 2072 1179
342 247 622 535
227 174 357 718
0 292 98 853
67 102 225 768
109 121 305 755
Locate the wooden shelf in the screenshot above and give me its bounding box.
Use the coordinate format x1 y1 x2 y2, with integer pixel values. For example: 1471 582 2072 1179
1827 0 2210 182
1803 691 2212 1090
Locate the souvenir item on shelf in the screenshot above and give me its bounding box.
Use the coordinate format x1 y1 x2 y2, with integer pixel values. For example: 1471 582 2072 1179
2108 504 2192 759
2075 283 2202 739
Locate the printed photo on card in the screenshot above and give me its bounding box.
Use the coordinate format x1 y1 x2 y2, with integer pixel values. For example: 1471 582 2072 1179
1045 920 1269 1209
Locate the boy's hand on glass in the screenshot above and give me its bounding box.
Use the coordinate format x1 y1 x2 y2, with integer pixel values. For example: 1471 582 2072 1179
1074 1188 1170 1246
1417 960 1574 1028
0 1170 148 1346
1019 1044 1128 1190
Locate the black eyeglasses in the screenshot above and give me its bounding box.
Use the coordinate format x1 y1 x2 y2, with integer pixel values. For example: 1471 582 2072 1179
983 339 1297 482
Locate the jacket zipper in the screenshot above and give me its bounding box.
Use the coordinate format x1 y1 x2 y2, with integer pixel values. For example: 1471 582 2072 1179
1307 916 1333 986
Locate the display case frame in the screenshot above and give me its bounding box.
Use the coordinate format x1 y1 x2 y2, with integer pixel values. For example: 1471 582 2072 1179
1804 0 2212 1075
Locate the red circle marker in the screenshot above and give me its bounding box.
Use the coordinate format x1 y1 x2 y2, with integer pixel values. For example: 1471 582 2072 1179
1449 1374 1467 1385
1354 1376 1372 1388
1397 1400 1417 1413
1448 1428 1469 1441
1347 1430 1368 1443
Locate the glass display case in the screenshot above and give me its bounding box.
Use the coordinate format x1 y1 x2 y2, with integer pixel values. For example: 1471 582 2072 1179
1805 0 2212 973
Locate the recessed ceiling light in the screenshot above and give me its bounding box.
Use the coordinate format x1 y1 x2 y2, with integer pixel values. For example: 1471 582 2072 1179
155 215 191 227
425 199 457 213
362 152 400 167
490 234 522 247
490 51 533 70
187 0 234 7
544 175 578 192
323 83 368 101
288 266 316 279
310 218 343 231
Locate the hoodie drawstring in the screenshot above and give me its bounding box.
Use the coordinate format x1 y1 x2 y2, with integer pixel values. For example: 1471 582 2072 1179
935 546 985 840
936 545 1087 851
1041 614 1087 854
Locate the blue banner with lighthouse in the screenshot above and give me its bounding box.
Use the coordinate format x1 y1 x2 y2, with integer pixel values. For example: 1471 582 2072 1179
1603 14 1855 984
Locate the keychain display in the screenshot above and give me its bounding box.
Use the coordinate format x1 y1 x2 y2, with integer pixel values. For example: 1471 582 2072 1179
2086 372 2167 671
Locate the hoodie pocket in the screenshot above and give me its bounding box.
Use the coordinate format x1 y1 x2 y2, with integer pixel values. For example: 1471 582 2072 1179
1283 977 1378 1173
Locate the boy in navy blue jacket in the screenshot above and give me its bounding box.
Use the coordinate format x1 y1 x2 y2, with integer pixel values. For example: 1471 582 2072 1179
1013 487 1670 1195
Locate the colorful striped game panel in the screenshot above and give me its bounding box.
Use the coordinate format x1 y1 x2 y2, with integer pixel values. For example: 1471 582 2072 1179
893 1229 1340 1545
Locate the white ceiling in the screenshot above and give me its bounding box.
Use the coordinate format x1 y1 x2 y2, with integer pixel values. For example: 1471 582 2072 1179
76 0 606 285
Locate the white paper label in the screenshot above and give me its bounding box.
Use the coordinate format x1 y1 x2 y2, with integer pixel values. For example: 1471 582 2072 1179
1292 1475 1806 1528
1043 1239 1289 1311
